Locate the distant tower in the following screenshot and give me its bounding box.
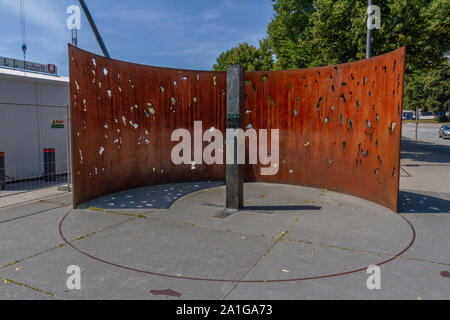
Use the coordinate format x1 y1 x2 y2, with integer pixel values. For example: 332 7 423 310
21 44 27 59
20 0 27 70
72 27 78 46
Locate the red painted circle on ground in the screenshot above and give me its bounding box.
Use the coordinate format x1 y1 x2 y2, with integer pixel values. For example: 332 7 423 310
59 209 416 283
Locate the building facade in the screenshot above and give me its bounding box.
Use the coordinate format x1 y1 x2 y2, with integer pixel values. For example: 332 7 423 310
0 67 70 186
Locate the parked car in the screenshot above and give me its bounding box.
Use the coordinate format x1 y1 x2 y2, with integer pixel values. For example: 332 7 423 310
420 112 435 120
439 124 450 139
402 111 416 120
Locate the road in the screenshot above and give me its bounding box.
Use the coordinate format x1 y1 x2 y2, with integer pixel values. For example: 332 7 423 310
402 122 450 146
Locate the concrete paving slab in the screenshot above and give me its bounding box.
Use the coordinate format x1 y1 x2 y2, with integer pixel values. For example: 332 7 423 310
0 137 448 300
0 206 71 268
232 238 390 282
0 244 237 300
66 216 277 281
0 187 70 209
226 241 450 299
38 193 73 206
163 182 415 259
285 204 413 257
0 201 67 223
399 213 450 265
161 184 318 238
0 278 57 300
60 209 137 240
400 138 450 195
0 206 131 269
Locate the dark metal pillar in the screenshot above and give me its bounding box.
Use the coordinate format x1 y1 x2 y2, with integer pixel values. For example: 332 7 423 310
226 65 245 210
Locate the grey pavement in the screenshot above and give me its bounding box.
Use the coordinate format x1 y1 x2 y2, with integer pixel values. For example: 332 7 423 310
0 176 68 198
402 122 450 146
0 138 449 300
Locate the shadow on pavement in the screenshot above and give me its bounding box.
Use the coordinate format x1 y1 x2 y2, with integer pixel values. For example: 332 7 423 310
399 190 450 214
242 205 321 211
401 138 450 164
82 181 225 209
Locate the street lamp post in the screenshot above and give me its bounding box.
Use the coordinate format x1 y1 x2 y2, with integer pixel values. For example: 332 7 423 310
416 106 419 141
447 99 450 122
366 0 373 59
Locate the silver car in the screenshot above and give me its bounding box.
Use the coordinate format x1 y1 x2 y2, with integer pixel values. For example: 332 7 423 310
439 124 450 139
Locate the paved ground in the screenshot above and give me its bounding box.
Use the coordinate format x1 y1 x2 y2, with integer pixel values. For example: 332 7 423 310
0 176 68 198
0 186 70 210
402 122 450 146
0 139 448 300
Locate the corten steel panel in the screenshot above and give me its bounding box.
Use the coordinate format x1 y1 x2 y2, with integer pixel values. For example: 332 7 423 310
244 47 405 212
69 45 227 207
69 45 405 212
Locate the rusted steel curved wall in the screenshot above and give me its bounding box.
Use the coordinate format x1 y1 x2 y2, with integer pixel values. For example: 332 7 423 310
244 47 405 212
69 45 405 211
69 45 227 206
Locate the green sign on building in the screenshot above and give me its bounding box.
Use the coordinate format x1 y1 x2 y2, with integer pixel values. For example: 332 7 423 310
51 120 64 129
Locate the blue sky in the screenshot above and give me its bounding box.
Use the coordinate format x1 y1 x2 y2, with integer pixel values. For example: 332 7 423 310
0 0 274 76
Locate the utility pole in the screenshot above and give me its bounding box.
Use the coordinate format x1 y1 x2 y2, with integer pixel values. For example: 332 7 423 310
415 106 419 141
447 98 450 122
66 104 72 190
20 0 27 73
366 0 373 59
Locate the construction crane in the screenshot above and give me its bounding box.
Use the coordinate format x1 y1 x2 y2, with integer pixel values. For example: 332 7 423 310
20 1 110 61
20 0 27 67
78 0 110 58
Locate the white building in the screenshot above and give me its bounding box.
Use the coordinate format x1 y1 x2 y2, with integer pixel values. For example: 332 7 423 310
0 67 70 185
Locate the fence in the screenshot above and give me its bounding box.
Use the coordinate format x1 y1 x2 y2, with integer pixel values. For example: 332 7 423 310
0 102 71 197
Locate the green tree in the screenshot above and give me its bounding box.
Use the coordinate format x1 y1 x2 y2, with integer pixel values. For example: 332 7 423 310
213 41 274 71
404 61 449 113
230 0 448 71
213 0 449 112
422 61 450 113
290 0 449 70
266 0 315 69
404 70 426 111
258 38 275 71
306 0 367 67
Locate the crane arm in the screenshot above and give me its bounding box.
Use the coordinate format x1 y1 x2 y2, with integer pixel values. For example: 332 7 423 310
78 0 110 58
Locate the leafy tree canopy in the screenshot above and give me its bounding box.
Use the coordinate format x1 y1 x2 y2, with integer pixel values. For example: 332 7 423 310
213 0 449 113
213 40 274 71
421 61 449 113
214 0 449 71
405 62 449 113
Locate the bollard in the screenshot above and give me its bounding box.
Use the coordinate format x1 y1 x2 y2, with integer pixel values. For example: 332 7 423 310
0 152 5 190
44 148 56 182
